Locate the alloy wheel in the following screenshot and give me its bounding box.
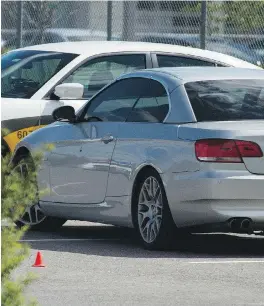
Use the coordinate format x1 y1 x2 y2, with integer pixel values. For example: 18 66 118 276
138 176 163 243
14 160 46 226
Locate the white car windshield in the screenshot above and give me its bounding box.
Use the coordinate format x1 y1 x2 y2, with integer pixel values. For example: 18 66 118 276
185 79 264 121
1 50 77 99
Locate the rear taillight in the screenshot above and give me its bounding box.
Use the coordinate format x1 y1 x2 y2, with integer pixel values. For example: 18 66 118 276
195 139 263 163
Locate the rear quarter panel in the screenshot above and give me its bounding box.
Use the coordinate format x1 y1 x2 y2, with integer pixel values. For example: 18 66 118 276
106 122 200 198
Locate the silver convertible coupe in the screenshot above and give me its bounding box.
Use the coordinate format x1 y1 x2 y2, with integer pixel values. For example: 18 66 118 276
13 67 264 249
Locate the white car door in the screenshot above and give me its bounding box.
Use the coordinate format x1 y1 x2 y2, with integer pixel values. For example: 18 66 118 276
39 98 85 126
38 53 147 126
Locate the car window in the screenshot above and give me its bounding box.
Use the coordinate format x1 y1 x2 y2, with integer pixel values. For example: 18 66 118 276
185 79 264 121
157 54 216 67
81 78 146 122
126 79 169 122
62 54 146 99
1 50 77 99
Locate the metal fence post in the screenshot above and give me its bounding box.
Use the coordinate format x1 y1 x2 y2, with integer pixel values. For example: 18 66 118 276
122 1 136 41
16 0 23 49
200 0 207 49
107 1 113 41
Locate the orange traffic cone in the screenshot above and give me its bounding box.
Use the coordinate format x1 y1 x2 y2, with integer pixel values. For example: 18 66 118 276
32 251 46 267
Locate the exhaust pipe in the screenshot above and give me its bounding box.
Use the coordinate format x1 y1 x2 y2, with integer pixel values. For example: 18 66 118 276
229 218 241 232
240 218 252 232
228 218 252 233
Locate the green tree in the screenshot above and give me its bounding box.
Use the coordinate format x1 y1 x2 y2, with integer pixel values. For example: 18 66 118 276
1 157 35 304
1 129 52 305
222 0 264 34
180 1 264 35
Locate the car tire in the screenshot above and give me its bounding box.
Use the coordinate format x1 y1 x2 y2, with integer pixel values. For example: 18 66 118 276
133 168 177 250
13 155 66 231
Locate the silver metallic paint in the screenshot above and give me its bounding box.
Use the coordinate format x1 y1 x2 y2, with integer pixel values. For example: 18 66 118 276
13 68 264 230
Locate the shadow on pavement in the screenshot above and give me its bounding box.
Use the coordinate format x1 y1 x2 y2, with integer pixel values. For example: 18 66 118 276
22 223 264 259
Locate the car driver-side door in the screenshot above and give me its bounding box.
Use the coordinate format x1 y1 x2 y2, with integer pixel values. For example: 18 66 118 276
48 78 144 205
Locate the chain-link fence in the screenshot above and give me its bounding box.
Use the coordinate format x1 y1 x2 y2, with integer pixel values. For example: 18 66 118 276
1 1 264 66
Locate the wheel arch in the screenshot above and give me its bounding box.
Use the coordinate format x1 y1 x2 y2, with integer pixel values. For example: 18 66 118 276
130 164 164 228
12 146 32 164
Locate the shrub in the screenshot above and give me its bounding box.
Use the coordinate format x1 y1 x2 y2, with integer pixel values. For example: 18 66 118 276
1 129 51 305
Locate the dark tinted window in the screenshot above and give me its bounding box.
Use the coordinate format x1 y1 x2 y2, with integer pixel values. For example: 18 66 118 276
62 54 146 99
1 50 77 98
127 79 169 122
81 78 169 123
157 55 216 67
82 78 145 122
185 79 264 121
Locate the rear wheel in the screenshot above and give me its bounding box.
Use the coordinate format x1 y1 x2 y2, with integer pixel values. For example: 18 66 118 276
13 155 66 231
133 168 177 250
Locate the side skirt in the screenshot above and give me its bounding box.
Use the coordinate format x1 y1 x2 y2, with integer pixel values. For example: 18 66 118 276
39 195 133 228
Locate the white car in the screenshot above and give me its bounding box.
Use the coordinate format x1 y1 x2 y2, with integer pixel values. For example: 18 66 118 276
1 40 261 155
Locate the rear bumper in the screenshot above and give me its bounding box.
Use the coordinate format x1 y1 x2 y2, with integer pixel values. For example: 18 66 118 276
162 170 264 230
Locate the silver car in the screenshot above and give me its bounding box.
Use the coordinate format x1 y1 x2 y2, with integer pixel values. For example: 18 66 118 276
13 67 264 249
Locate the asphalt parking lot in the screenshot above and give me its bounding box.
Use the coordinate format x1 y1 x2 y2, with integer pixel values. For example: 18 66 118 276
17 221 264 306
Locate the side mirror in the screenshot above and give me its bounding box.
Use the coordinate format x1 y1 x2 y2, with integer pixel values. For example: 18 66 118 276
54 83 84 99
52 106 76 122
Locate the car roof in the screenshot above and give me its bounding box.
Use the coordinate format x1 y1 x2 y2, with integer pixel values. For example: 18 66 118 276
17 41 260 69
120 67 264 85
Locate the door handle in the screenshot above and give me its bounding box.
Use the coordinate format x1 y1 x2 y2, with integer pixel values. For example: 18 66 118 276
101 135 114 144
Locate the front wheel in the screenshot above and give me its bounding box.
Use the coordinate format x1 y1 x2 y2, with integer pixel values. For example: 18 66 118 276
13 155 66 231
133 169 177 250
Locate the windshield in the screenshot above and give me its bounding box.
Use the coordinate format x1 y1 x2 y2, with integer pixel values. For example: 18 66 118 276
1 50 78 99
185 79 264 121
